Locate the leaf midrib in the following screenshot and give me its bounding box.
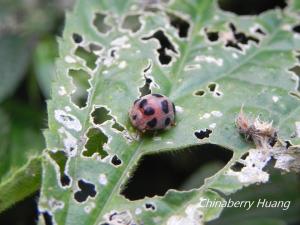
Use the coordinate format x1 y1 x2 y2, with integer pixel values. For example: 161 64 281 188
89 2 213 223
94 141 144 224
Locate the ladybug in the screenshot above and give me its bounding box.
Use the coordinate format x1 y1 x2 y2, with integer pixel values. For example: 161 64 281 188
129 93 176 132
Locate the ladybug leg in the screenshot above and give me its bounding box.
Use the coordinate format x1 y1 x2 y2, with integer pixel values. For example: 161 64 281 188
136 127 146 134
129 129 141 140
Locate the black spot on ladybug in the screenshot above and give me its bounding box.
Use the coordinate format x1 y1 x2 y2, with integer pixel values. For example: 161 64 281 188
132 114 137 120
161 100 169 114
144 107 155 115
111 155 122 166
139 99 147 108
165 117 171 126
152 93 163 98
147 118 157 128
194 129 212 139
172 102 176 115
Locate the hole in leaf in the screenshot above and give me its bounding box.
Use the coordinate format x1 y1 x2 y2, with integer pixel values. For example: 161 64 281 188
285 140 292 148
241 152 249 160
218 0 287 15
205 29 219 42
93 13 112 34
68 69 90 108
112 122 125 132
72 33 83 44
230 152 249 171
194 90 205 96
110 49 117 58
43 211 54 225
75 46 97 69
121 144 232 200
230 161 245 171
226 40 242 51
194 129 212 139
49 151 71 187
111 155 122 166
145 203 156 211
74 179 97 203
142 30 177 65
215 92 222 97
91 107 125 131
122 14 142 33
82 128 108 158
92 107 112 124
231 23 259 44
208 83 216 92
0 192 40 225
167 12 190 38
268 132 278 147
139 78 152 97
256 28 266 35
139 62 154 97
225 23 259 51
61 174 71 187
293 25 300 33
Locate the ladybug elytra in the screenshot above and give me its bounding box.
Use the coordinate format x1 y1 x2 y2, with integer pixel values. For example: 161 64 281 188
129 94 176 132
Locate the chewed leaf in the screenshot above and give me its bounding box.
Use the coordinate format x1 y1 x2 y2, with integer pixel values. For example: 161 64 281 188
39 0 300 225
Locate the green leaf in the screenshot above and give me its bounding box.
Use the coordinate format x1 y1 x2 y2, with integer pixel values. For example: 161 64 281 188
0 156 42 212
0 35 31 103
33 37 58 98
0 109 10 178
0 0 72 103
0 102 45 179
0 102 45 211
39 0 300 224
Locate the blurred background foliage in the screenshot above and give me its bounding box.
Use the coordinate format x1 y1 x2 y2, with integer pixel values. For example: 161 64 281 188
0 0 73 176
0 0 73 223
0 0 299 225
